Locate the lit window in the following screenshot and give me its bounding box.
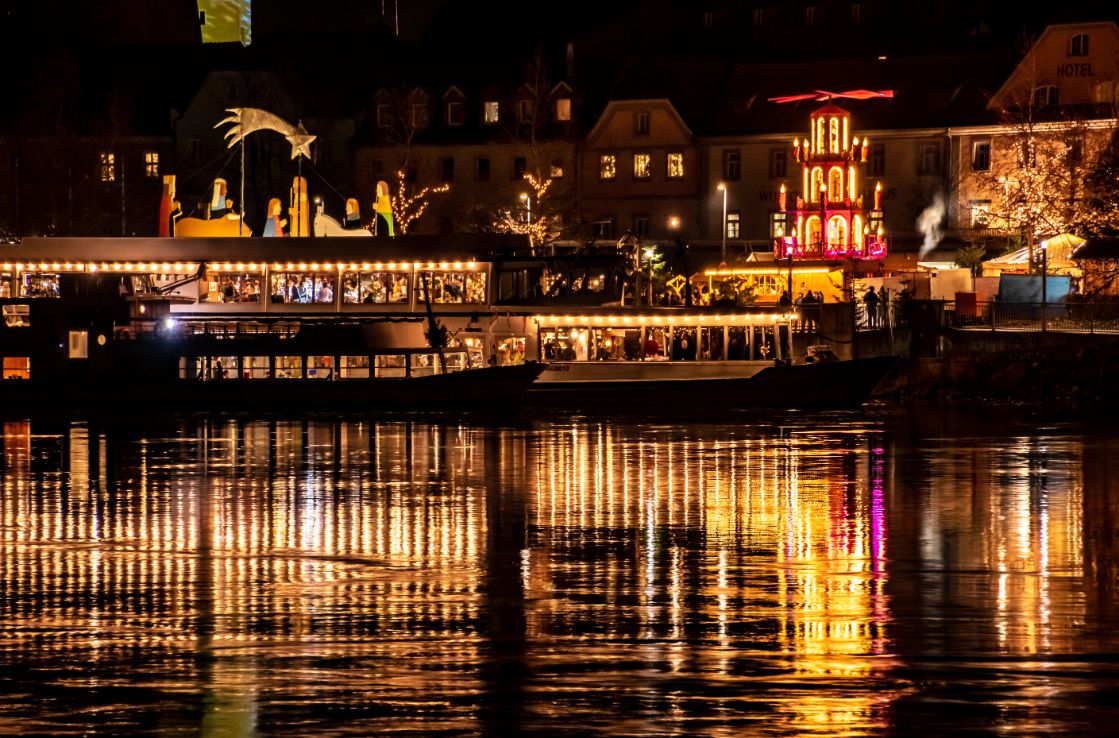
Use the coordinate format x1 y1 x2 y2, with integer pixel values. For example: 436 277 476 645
550 157 564 178
1093 81 1119 103
634 111 650 135
666 152 684 178
144 151 160 178
633 153 651 179
376 104 392 128
723 149 741 180
555 98 572 121
1033 85 1059 108
99 152 116 182
971 141 991 171
518 99 535 123
446 101 463 126
483 101 499 124
726 211 741 239
2 356 30 380
970 199 991 228
1070 33 1089 56
600 154 616 180
769 213 786 238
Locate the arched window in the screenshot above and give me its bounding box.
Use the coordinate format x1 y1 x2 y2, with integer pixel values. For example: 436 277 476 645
1032 85 1059 108
827 216 847 249
816 119 825 153
1069 33 1089 56
805 216 822 248
828 166 844 198
829 118 840 154
810 167 824 202
852 215 864 248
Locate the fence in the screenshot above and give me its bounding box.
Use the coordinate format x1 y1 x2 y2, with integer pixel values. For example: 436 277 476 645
944 300 1119 334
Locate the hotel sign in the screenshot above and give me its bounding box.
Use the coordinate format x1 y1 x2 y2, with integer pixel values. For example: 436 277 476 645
1057 62 1094 78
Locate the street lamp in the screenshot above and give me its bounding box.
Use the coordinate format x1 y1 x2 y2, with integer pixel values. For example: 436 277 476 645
519 192 531 226
1040 239 1048 333
717 182 728 264
668 215 692 307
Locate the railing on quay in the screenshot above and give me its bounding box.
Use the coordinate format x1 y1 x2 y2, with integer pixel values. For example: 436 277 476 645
944 300 1119 334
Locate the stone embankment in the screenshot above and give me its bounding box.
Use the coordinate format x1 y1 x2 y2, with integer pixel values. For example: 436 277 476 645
878 342 1119 404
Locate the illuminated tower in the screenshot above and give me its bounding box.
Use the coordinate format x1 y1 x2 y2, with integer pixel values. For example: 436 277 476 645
776 104 886 260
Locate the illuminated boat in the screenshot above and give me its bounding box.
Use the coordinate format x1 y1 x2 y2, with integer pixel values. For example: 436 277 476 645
525 309 898 409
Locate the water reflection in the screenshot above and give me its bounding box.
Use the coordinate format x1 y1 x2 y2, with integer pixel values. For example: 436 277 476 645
0 412 1115 736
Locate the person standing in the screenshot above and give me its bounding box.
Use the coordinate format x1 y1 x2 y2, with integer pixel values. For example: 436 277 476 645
864 286 880 329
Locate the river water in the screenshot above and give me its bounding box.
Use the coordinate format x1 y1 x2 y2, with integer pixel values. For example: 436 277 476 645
0 408 1116 736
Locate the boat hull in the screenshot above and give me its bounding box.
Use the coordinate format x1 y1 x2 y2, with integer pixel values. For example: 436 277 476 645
526 356 900 409
0 363 546 413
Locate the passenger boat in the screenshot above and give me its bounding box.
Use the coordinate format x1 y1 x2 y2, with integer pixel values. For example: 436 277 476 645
0 236 895 412
524 310 898 409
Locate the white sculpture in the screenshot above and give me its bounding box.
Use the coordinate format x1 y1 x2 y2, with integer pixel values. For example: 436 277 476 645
216 108 316 160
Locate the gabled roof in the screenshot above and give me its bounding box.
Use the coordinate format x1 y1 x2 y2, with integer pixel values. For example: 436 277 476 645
585 98 693 145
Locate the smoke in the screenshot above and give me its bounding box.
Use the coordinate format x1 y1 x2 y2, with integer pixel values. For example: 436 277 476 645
916 192 946 259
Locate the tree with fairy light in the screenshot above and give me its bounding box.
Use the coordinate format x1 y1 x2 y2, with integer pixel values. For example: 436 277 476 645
389 169 450 235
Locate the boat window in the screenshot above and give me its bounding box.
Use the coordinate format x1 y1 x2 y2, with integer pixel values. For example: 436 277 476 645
443 352 467 373
0 274 13 298
2 356 30 379
205 356 237 380
418 270 487 304
341 270 410 304
340 356 370 379
19 272 60 298
410 352 438 377
178 357 200 380
643 326 669 361
671 327 698 361
274 356 303 379
751 327 775 360
540 328 588 361
2 304 30 327
243 356 270 379
201 270 262 303
591 328 638 361
269 272 336 304
700 326 725 360
307 356 333 380
495 337 525 366
374 354 406 378
727 327 747 360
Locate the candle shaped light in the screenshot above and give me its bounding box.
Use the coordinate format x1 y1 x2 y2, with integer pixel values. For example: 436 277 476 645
820 184 827 205
793 137 801 161
874 181 882 210
779 183 787 211
861 137 869 162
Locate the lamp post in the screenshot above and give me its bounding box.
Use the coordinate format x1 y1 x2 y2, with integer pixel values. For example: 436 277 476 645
520 192 532 252
1040 239 1048 333
669 215 692 307
717 182 728 264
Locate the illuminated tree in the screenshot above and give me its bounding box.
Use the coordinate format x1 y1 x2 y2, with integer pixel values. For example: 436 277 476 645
490 172 563 249
389 169 449 235
1070 130 1119 239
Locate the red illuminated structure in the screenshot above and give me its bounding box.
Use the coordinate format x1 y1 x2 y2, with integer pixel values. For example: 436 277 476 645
773 102 886 261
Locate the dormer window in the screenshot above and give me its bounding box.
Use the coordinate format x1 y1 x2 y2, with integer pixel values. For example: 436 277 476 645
483 101 499 124
805 6 817 25
1069 33 1089 56
634 111 650 135
446 101 463 126
411 103 429 128
1032 85 1059 109
555 98 571 122
376 104 392 128
518 99 535 123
